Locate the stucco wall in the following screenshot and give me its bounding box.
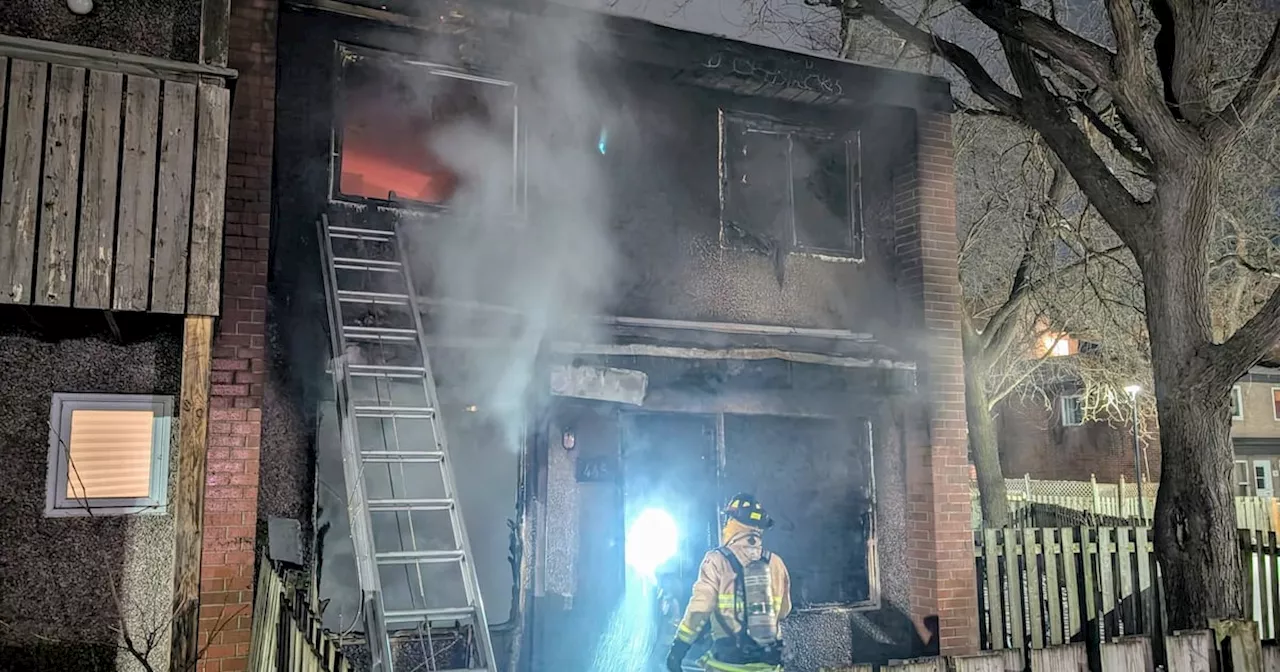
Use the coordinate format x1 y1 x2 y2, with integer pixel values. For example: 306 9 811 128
0 312 181 672
1232 380 1280 439
1 0 201 61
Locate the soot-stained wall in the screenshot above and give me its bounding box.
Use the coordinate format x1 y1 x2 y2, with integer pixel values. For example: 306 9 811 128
270 7 943 668
0 309 182 672
595 68 907 333
1 0 201 61
530 357 929 672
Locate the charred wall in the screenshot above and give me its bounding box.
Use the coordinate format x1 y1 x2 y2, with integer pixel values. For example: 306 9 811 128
269 5 946 669
528 357 927 672
0 307 182 672
1 0 201 61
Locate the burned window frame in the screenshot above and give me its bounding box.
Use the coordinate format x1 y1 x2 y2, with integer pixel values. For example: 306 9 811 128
717 109 865 261
329 42 522 213
716 413 879 611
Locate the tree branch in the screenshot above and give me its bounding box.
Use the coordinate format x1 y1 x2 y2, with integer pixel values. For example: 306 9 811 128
1104 0 1144 82
957 0 1116 87
1207 18 1280 143
855 0 1023 116
1000 35 1152 247
1207 284 1280 391
1072 99 1155 175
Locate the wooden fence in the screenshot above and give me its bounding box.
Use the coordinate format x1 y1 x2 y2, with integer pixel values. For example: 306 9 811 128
972 476 1280 532
974 526 1280 664
249 555 350 672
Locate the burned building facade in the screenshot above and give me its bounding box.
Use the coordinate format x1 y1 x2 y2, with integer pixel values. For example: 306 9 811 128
263 1 976 670
0 0 974 670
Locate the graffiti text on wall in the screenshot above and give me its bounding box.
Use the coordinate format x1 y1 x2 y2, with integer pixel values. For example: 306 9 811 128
702 52 844 96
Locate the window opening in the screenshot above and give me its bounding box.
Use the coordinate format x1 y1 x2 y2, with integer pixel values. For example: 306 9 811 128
720 112 862 260
334 45 517 209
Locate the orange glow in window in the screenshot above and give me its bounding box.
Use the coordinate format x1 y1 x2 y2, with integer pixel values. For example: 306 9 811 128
339 97 460 204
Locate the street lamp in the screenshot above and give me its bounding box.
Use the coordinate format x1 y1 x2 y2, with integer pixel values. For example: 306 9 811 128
1124 385 1146 522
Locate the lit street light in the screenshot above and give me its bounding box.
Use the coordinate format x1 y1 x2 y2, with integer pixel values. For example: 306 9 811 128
1125 385 1146 523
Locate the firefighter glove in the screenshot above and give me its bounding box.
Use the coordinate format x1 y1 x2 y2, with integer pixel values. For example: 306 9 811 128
666 639 691 672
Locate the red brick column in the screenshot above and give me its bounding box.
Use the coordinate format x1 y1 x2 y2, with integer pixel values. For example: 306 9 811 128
892 111 979 656
199 0 278 670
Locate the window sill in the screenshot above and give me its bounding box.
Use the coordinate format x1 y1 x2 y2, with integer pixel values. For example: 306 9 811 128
45 502 168 518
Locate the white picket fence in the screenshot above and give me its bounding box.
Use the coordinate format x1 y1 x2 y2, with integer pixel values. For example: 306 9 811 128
971 475 1280 532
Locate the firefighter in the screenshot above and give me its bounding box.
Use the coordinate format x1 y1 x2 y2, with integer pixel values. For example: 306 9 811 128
665 493 792 672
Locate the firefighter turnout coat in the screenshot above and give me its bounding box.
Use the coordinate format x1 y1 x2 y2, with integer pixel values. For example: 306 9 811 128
674 519 792 646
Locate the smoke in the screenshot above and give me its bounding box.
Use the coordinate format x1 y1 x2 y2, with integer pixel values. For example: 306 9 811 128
404 13 619 450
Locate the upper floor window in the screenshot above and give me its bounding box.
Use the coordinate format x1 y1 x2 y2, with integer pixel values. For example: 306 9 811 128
334 45 517 209
1272 387 1280 421
1061 395 1084 427
719 111 863 260
1232 385 1245 420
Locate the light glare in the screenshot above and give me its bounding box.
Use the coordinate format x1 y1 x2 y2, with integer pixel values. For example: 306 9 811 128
625 508 678 578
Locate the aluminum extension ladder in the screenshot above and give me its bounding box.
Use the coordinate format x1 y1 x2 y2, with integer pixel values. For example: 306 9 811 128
317 213 496 672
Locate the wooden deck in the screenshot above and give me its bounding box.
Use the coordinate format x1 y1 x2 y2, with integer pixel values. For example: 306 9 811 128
0 35 233 316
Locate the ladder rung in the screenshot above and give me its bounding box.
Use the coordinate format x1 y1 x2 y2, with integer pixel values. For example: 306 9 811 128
337 289 410 304
334 256 401 267
376 549 465 563
353 404 435 417
349 364 427 375
384 607 477 622
344 326 417 338
367 498 454 511
361 451 444 463
330 225 395 240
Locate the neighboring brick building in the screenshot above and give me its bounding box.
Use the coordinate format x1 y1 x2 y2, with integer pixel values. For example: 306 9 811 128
996 394 1162 484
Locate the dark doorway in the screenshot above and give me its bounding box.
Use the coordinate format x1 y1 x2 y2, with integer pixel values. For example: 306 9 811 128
620 412 719 671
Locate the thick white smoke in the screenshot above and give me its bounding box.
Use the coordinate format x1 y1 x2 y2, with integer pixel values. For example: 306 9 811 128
409 14 618 449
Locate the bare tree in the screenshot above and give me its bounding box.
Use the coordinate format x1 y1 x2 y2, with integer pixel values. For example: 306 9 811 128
752 0 1280 628
729 0 1160 527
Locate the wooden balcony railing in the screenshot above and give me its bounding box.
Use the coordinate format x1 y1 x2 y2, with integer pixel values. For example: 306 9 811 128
0 34 235 316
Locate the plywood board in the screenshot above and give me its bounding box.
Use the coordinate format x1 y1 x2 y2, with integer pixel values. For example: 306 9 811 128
74 70 124 309
0 58 47 304
113 75 160 311
35 64 86 307
150 79 197 313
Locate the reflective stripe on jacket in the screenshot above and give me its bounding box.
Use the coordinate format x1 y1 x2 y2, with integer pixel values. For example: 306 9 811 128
675 523 791 645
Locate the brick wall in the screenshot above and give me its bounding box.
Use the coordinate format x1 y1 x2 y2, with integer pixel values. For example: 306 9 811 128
892 111 979 656
997 397 1163 484
199 0 278 670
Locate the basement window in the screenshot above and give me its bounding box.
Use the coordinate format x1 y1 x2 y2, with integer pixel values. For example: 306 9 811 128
334 45 517 209
44 393 173 517
720 111 863 260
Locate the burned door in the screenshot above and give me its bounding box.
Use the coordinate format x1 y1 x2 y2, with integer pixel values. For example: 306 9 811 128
621 412 719 670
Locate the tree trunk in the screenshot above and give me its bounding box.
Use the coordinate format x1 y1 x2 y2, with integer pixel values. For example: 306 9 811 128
960 317 1010 526
1145 160 1246 629
965 364 1010 527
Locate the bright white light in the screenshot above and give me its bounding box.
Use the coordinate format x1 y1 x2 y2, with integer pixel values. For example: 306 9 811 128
1125 385 1142 396
625 508 678 578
